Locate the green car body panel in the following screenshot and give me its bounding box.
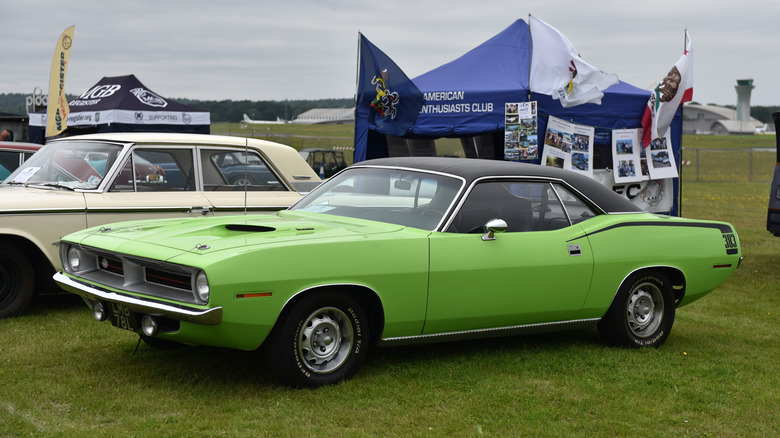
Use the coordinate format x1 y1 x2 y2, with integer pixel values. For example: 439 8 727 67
56 209 739 351
53 157 741 385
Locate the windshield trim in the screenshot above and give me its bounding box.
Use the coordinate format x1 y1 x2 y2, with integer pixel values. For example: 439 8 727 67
1 139 132 192
290 165 467 231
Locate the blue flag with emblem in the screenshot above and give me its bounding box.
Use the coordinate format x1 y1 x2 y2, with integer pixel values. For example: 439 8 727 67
356 33 423 137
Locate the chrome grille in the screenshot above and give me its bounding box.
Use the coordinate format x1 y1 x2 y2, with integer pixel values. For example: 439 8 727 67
64 244 201 305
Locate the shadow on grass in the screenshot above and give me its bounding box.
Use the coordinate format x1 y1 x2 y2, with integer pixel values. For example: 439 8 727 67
82 327 606 390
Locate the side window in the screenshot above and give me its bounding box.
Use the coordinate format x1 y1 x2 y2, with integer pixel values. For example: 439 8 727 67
0 151 18 180
448 180 594 234
200 149 287 191
551 184 598 225
110 149 195 192
448 181 536 233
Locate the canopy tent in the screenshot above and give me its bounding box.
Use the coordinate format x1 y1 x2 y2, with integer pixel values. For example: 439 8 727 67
354 19 682 214
29 75 210 143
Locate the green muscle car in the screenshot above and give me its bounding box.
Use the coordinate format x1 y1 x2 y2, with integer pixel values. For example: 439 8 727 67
54 157 742 387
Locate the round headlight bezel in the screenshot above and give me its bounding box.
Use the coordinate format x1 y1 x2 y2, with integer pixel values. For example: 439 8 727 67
195 271 210 303
67 246 81 272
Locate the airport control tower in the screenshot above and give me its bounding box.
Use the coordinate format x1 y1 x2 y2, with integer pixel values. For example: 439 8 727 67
735 79 754 122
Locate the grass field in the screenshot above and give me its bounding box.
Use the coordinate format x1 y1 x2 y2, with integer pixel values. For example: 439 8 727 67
1 133 778 436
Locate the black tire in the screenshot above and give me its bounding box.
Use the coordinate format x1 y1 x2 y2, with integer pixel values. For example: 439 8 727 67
597 271 675 348
0 243 35 318
264 291 369 387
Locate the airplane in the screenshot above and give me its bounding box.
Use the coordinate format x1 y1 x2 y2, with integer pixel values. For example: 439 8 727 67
242 114 289 124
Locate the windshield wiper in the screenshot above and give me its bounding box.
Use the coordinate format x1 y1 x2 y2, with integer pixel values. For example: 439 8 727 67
38 182 77 191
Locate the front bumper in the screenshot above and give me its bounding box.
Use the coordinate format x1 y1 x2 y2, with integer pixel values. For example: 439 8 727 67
53 272 223 326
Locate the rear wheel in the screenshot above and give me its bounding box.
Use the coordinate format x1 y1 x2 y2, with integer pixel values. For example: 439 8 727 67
0 244 35 318
264 291 369 387
598 271 675 348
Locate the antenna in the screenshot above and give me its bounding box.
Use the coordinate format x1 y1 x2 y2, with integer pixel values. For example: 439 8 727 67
244 136 248 215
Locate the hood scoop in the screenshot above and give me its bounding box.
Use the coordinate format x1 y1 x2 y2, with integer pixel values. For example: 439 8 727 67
225 224 276 233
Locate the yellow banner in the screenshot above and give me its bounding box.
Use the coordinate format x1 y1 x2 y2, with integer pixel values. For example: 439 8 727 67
46 25 75 138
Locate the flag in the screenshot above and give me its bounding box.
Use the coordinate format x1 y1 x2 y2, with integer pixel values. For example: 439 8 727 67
641 31 693 148
356 33 423 137
529 16 618 108
46 25 75 138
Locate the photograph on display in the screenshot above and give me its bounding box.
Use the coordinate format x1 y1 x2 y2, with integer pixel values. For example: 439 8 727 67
504 101 538 160
543 116 573 153
646 131 679 180
611 129 643 183
543 146 568 168
569 124 594 177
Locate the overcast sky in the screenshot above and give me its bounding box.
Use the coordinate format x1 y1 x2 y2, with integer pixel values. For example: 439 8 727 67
2 0 778 107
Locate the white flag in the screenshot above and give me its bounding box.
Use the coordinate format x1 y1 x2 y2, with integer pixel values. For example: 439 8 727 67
529 16 618 108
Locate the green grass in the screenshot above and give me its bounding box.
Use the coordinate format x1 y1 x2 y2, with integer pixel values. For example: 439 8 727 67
1 134 779 436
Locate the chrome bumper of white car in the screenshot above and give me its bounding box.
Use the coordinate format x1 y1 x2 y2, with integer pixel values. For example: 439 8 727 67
53 272 222 325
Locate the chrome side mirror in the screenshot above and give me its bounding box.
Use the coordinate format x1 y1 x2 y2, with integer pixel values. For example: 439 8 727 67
482 218 507 241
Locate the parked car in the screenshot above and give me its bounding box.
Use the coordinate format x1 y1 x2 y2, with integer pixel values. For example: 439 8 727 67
55 157 741 387
0 132 320 318
0 141 42 181
299 148 347 178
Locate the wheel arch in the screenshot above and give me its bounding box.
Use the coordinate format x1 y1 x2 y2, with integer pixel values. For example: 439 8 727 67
616 265 686 307
278 283 386 346
0 234 58 291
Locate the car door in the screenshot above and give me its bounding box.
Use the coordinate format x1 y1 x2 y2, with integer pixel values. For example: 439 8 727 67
85 147 214 227
424 179 595 334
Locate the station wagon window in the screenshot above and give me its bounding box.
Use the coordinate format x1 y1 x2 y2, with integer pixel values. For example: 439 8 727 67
446 180 596 233
3 141 123 189
110 149 195 192
0 151 21 180
200 149 286 191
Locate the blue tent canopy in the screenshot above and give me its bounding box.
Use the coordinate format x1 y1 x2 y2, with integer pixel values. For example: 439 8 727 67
410 19 530 137
353 18 682 214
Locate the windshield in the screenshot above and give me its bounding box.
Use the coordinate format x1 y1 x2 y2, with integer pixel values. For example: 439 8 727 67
2 141 124 190
291 167 462 230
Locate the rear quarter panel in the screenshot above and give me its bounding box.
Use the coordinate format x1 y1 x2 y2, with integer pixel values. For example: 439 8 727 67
577 213 741 317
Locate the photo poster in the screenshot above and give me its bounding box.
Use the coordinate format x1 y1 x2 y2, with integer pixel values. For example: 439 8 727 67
541 116 594 178
504 101 538 160
645 129 679 180
611 128 645 184
570 123 594 178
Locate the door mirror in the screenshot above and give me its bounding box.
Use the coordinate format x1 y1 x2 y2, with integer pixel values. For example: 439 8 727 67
482 218 507 241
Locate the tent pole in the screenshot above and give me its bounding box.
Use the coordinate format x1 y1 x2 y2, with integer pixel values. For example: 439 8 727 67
678 27 687 217
355 32 362 108
527 14 532 102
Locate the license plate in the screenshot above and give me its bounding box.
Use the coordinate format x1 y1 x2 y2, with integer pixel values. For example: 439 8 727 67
108 302 138 332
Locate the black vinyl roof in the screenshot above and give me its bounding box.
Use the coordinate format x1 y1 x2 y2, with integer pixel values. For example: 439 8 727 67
356 157 641 214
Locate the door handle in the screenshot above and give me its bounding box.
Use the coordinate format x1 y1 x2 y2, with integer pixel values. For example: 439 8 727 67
189 206 211 216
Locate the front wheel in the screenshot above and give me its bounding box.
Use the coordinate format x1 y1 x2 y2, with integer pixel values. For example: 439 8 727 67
0 244 34 318
264 291 369 387
598 271 675 348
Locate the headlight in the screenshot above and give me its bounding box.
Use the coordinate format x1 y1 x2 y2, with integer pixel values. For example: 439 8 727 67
67 246 81 272
195 271 210 303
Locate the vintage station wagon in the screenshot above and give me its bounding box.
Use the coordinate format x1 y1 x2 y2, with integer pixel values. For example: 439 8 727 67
0 132 320 317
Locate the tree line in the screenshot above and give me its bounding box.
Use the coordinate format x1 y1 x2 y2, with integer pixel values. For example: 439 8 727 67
0 93 353 123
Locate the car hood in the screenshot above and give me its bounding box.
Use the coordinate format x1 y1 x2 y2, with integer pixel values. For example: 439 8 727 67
0 186 86 213
67 210 410 259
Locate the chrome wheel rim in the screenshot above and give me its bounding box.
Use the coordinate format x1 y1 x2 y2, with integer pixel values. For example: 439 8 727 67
626 282 664 337
298 307 353 374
